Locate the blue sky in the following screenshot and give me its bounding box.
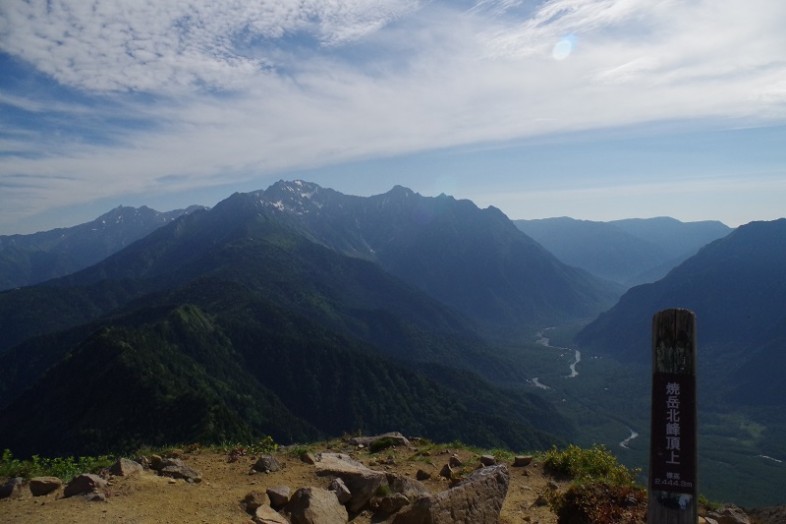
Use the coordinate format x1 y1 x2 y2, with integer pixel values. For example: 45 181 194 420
1 0 785 235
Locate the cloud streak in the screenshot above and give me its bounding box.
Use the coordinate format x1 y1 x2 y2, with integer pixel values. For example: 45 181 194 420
1 0 785 232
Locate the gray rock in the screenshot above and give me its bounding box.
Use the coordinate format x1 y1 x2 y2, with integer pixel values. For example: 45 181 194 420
385 473 429 501
0 477 25 499
159 460 202 483
438 464 453 479
301 452 318 465
29 476 62 496
373 492 411 514
254 455 282 473
348 432 411 450
110 458 144 477
267 485 292 510
242 490 269 514
329 477 352 505
479 455 497 466
707 505 751 524
254 505 290 524
285 487 348 524
513 455 533 467
64 474 107 498
316 453 387 514
448 455 463 468
391 465 510 524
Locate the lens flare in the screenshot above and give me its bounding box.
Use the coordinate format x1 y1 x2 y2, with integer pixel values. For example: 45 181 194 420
552 35 577 60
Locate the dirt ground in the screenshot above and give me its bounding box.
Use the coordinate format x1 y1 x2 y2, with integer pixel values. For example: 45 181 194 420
0 439 561 524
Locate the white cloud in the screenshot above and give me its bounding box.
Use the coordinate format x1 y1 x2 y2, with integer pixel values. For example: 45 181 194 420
1 0 786 231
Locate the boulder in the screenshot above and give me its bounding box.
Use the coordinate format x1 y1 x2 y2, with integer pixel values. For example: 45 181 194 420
349 432 411 450
0 477 25 499
267 485 292 510
513 455 533 467
29 476 62 496
438 464 453 479
316 453 387 513
329 477 352 505
64 474 108 498
448 455 463 468
253 455 282 473
242 490 269 514
707 505 751 524
373 493 411 514
391 465 510 524
285 487 348 524
158 459 202 483
254 505 290 524
110 458 144 477
479 455 497 466
301 452 318 465
416 469 431 481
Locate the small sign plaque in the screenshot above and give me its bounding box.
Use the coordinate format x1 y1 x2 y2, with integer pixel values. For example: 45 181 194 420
649 373 696 495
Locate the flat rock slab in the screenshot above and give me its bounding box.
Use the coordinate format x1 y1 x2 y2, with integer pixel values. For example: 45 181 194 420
349 432 411 449
391 465 510 524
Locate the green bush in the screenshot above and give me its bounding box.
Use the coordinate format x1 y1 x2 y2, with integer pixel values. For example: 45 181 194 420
0 449 114 482
542 444 638 485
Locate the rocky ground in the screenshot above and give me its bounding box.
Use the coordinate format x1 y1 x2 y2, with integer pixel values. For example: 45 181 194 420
0 434 779 523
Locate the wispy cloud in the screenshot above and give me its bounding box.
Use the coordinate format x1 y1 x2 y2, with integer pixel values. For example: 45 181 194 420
1 0 785 231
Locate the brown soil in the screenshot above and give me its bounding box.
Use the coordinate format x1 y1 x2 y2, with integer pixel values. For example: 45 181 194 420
0 439 563 523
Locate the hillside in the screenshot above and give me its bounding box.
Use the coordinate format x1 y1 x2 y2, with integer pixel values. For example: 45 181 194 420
0 183 585 458
0 205 200 291
254 181 620 338
514 216 731 286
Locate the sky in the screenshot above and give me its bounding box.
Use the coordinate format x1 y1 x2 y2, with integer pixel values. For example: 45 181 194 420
1 0 785 235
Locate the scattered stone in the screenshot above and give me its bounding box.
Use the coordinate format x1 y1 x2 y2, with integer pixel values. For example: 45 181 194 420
348 432 411 450
448 454 463 468
64 474 107 498
149 454 164 470
301 452 318 465
707 504 752 524
267 486 292 510
242 491 269 514
0 477 25 499
254 505 290 524
385 473 429 502
415 469 431 481
373 492 410 514
29 476 62 497
285 487 348 524
253 455 282 473
159 460 202 483
110 458 144 477
479 455 497 466
513 455 533 467
391 465 510 524
316 453 387 514
329 477 352 505
85 491 107 502
438 464 453 479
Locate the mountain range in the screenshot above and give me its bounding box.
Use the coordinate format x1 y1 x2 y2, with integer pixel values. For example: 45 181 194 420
0 181 608 456
514 216 731 286
1 181 784 506
0 205 202 291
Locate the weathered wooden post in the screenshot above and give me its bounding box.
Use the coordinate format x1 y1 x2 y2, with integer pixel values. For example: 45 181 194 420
648 308 698 523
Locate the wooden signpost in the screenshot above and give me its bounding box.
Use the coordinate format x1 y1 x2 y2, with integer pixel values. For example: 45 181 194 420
648 308 698 524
